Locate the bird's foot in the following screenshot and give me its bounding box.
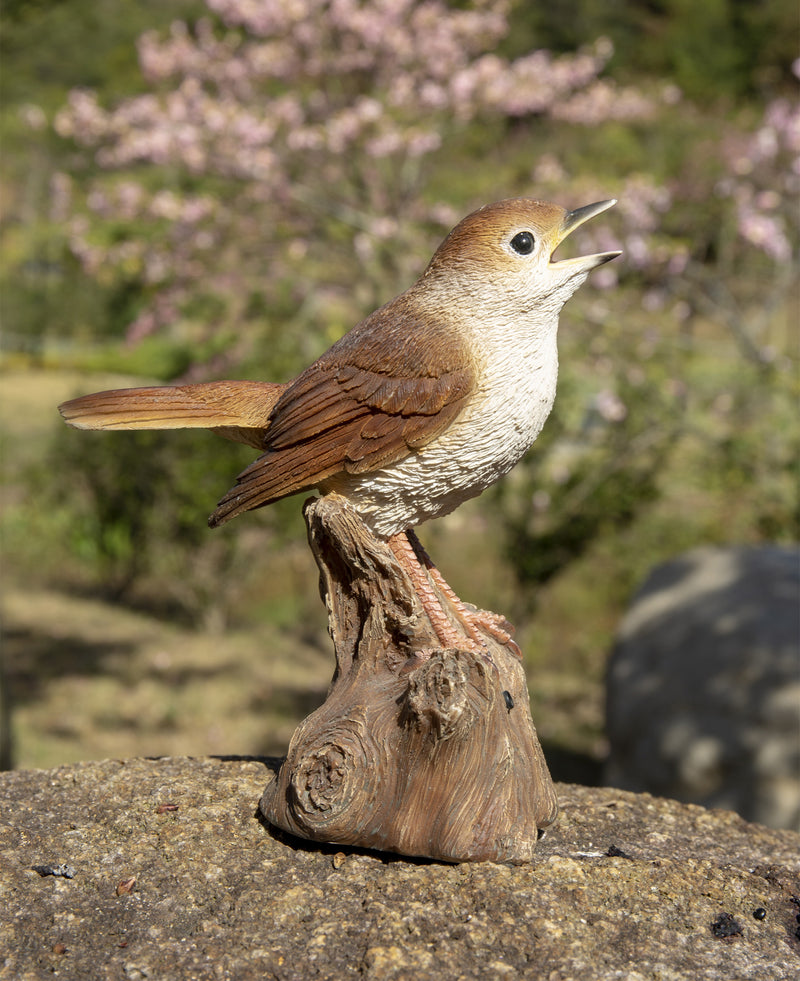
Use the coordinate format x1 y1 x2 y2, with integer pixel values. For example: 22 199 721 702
430 607 504 676
462 607 523 660
388 531 497 672
404 530 522 660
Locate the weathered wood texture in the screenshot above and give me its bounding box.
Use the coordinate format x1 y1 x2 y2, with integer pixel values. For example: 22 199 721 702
260 494 558 863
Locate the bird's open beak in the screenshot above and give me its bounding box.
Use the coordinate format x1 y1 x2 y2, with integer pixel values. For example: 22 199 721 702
550 199 622 271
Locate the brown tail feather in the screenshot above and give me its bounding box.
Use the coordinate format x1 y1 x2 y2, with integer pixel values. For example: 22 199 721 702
58 380 287 448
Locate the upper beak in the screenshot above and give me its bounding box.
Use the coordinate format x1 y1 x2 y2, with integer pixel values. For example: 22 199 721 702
550 199 622 271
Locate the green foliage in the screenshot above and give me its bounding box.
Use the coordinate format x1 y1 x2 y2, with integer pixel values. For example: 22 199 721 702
1 0 204 105
498 295 686 595
510 0 798 99
41 424 261 622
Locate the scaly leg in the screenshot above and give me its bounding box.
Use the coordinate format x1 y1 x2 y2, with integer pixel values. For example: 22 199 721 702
386 529 522 661
406 529 522 660
386 530 477 654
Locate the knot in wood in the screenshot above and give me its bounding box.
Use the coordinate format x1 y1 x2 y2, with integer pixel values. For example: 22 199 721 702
292 744 349 815
405 651 474 742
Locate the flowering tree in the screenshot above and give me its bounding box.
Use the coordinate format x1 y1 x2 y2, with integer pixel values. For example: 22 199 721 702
725 95 799 264
706 91 800 363
52 0 657 373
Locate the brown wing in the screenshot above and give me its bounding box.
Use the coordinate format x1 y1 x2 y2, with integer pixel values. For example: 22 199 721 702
209 294 475 527
59 380 286 448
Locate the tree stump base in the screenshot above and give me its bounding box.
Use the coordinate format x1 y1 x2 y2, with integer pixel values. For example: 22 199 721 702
260 495 558 863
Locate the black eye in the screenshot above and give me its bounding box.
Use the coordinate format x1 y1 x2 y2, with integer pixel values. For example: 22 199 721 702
510 231 535 255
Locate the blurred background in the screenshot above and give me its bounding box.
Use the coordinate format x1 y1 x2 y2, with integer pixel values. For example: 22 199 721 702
1 1 797 822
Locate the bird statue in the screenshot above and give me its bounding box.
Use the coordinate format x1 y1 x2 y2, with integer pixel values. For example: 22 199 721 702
60 197 620 658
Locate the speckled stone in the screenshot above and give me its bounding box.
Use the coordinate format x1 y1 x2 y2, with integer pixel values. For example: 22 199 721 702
1 757 798 980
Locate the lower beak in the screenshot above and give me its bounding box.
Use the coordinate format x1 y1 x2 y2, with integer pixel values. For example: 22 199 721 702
551 199 622 271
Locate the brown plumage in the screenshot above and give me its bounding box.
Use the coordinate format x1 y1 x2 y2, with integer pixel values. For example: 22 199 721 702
59 380 284 449
59 197 620 656
59 296 476 526
207 293 475 527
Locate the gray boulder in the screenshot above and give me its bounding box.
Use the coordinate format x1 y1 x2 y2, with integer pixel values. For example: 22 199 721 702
605 545 800 829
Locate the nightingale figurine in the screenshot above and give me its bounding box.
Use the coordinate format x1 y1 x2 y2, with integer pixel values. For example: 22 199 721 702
60 197 620 657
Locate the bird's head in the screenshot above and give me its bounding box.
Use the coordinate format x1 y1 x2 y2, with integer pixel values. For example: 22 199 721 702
421 197 621 319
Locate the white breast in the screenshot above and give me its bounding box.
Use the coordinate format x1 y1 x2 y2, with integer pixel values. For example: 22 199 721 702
328 317 560 538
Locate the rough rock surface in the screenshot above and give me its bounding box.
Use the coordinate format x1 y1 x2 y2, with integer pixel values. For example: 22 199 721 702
2 757 798 980
606 545 800 830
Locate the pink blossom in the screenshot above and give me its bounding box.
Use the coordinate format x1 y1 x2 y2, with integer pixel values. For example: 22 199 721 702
49 0 679 349
593 389 627 423
718 95 799 263
19 103 47 131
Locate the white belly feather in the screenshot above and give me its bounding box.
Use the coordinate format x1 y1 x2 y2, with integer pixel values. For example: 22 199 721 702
327 322 560 538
